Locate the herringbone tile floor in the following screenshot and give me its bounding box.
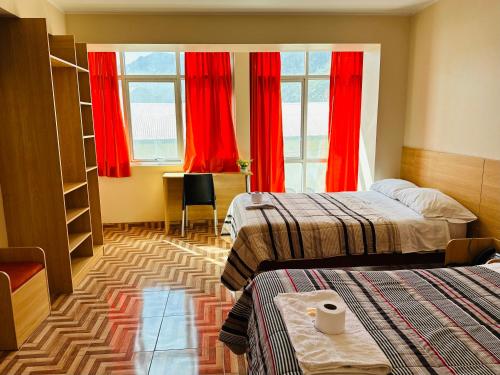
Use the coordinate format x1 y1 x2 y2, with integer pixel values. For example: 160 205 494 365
0 223 246 375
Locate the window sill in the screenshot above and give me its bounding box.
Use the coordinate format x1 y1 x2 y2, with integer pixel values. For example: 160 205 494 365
131 161 183 168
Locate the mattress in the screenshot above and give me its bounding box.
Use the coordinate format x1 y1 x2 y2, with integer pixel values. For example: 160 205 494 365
221 191 465 290
219 265 500 374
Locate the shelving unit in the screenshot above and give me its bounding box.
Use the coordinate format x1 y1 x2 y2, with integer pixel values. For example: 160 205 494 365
0 19 103 296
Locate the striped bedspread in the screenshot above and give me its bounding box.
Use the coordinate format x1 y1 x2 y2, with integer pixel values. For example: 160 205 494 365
219 266 500 375
221 192 402 290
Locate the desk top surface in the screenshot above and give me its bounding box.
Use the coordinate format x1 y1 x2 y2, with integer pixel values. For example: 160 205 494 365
163 171 252 178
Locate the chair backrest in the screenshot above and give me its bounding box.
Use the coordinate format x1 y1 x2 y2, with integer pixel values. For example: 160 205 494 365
183 173 216 208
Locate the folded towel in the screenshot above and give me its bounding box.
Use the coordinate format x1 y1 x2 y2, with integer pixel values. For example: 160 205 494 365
245 193 275 210
274 290 392 375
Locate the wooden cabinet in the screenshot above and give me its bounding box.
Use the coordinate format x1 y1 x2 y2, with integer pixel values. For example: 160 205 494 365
0 18 103 297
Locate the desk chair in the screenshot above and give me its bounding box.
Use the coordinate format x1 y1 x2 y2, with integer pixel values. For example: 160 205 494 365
182 174 218 236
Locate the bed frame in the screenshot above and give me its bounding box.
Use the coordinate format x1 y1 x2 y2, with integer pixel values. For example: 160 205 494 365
258 147 500 271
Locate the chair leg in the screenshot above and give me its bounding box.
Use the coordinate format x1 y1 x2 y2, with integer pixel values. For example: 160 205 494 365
213 208 218 236
181 209 185 237
185 206 189 228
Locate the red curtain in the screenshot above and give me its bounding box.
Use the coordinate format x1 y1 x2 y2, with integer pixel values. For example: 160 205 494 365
250 53 285 192
183 52 239 172
325 52 364 192
88 52 131 177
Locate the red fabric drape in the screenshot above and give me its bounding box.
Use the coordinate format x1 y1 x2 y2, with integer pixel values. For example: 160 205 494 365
183 52 239 172
88 52 131 177
249 52 285 192
326 52 364 192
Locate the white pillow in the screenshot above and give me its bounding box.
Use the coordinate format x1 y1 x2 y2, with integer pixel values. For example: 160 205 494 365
370 179 417 199
394 187 477 223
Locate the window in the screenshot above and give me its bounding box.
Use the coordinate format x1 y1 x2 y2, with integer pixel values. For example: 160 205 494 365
117 52 185 163
281 51 331 192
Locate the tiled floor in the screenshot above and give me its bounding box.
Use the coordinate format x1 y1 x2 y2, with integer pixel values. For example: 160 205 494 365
0 223 246 375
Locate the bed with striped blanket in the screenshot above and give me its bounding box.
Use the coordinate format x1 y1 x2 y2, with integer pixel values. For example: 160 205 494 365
221 191 453 291
219 265 500 375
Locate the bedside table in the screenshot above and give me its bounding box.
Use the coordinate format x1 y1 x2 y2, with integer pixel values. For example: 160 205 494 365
445 237 500 266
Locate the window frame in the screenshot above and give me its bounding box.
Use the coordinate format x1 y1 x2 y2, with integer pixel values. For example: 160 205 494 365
117 52 185 164
282 52 330 192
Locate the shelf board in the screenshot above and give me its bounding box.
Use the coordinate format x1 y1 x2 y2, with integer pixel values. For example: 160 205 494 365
63 181 87 195
66 207 90 224
86 166 98 173
68 232 92 254
83 135 94 139
71 245 104 286
50 55 75 69
80 101 92 106
50 55 89 72
71 255 93 280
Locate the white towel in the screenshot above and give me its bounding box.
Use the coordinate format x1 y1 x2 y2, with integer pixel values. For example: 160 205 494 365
245 194 275 210
274 290 392 375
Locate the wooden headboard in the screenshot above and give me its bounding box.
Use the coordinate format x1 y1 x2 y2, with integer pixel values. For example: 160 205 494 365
401 147 500 238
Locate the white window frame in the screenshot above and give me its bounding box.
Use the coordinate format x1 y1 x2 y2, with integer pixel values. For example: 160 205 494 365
117 52 185 164
282 52 330 192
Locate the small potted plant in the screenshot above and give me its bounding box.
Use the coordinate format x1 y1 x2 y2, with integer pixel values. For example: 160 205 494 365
236 159 251 173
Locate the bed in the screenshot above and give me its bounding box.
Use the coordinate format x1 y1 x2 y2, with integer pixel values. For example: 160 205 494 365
220 147 499 291
219 264 500 374
221 190 467 290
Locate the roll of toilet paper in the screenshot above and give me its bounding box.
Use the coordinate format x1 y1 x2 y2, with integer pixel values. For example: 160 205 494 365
314 301 346 335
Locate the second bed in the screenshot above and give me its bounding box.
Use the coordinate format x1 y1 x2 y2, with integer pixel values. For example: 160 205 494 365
221 188 470 291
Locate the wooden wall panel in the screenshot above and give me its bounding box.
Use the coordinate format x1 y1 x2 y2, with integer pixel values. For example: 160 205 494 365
401 147 484 215
401 147 500 239
478 159 500 238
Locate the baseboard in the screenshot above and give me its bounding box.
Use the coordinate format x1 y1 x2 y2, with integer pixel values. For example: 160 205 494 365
103 220 218 230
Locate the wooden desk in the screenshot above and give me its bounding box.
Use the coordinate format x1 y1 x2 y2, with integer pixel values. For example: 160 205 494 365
163 172 250 232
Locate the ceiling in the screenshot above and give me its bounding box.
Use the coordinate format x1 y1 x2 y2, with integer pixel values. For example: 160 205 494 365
50 0 437 14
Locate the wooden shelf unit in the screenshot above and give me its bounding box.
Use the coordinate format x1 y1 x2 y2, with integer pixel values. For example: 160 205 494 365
0 19 103 297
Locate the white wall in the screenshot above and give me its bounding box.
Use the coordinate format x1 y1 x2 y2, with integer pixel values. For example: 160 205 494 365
99 166 182 223
0 0 66 34
359 50 381 190
67 14 411 181
405 0 500 159
234 52 251 160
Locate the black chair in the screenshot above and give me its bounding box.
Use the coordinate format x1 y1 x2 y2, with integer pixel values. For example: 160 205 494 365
182 173 218 236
